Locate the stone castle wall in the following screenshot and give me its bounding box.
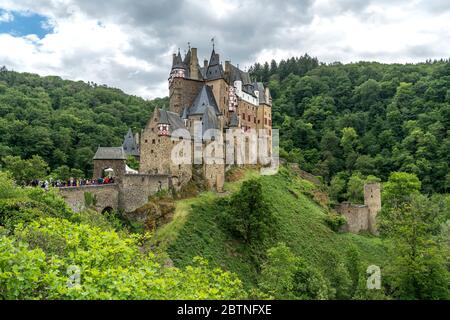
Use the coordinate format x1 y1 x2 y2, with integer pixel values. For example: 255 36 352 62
119 174 169 212
335 202 370 233
335 183 381 234
140 112 193 190
170 77 204 115
59 184 120 213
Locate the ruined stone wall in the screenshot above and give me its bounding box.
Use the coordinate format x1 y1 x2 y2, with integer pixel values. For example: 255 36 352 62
364 183 381 234
335 202 370 233
119 174 169 212
59 184 120 213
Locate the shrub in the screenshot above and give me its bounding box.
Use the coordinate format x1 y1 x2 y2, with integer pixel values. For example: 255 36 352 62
1 218 247 300
325 212 346 232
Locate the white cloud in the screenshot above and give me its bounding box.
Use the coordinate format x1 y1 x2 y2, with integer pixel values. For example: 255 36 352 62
0 0 448 99
0 10 13 22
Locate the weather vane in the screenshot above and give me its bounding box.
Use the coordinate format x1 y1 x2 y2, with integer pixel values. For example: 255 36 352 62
211 37 215 50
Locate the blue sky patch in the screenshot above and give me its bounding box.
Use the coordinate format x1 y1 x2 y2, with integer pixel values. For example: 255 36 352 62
0 10 53 39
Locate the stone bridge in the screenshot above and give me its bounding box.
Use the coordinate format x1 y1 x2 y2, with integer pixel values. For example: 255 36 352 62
58 174 170 213
59 184 120 213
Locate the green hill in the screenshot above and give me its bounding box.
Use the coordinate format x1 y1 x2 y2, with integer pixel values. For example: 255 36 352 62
154 166 386 291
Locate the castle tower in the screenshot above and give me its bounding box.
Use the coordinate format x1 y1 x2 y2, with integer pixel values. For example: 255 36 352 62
169 50 186 115
364 183 381 234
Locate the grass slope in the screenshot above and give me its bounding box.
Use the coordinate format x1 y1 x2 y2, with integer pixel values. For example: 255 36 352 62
155 166 387 287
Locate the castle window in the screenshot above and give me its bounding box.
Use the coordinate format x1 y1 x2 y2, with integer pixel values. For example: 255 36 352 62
242 113 245 120
248 115 250 122
151 150 154 154
145 139 148 143
152 139 155 144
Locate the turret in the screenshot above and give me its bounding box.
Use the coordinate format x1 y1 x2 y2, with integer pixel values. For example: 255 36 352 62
364 183 381 234
206 48 224 80
169 49 186 87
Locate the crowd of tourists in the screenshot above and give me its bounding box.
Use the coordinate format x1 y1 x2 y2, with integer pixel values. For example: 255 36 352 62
29 176 116 190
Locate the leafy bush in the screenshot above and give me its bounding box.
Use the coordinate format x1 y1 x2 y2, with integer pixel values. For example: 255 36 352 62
1 218 247 300
325 212 347 232
259 243 332 300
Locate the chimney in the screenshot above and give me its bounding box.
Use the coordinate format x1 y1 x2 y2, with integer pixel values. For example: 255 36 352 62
190 48 199 80
225 61 231 73
204 59 208 69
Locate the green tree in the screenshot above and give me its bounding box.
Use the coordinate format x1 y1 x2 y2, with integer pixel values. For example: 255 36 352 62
2 155 48 184
379 173 448 299
226 179 273 245
346 172 365 203
259 243 297 298
329 172 347 202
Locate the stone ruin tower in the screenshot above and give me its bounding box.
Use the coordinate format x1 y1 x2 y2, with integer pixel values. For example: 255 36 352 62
364 183 381 234
335 182 381 234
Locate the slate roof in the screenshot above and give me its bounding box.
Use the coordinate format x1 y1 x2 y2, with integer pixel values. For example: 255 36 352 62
205 49 224 80
157 109 187 134
122 128 140 157
253 82 267 104
181 106 189 119
202 105 220 134
93 147 127 160
187 85 221 116
226 63 251 85
172 50 186 70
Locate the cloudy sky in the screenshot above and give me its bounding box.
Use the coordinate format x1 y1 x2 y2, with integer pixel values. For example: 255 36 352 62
0 0 449 99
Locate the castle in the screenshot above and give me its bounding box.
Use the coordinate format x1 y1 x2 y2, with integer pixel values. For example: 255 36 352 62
137 45 273 192
60 43 274 213
60 43 380 235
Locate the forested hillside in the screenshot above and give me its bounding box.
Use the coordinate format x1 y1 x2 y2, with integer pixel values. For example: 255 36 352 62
0 67 167 176
0 60 448 300
1 60 449 198
250 58 450 196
